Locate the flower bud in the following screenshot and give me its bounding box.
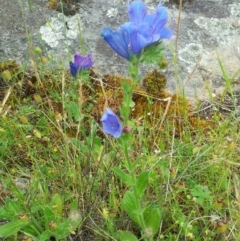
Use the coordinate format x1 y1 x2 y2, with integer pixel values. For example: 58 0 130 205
49 220 57 229
123 126 131 133
34 47 42 54
18 212 28 221
21 236 31 241
216 219 228 233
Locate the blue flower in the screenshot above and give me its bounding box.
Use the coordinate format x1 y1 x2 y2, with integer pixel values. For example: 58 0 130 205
100 108 123 138
101 27 130 60
101 0 173 59
69 53 93 77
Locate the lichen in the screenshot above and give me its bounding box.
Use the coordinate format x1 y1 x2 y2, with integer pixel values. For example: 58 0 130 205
39 13 81 48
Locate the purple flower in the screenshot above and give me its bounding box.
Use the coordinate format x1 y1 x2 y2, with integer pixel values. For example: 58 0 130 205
101 0 173 59
100 108 123 138
69 53 93 77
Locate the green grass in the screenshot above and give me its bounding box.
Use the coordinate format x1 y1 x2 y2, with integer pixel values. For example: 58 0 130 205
0 48 240 241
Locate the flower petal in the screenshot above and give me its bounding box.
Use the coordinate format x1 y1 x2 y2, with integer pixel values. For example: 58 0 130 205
74 53 85 67
101 108 123 138
80 53 94 69
74 53 93 69
70 53 93 77
69 62 79 77
130 30 148 54
128 0 147 24
121 22 147 54
145 6 168 35
159 27 174 39
101 27 130 60
128 26 160 54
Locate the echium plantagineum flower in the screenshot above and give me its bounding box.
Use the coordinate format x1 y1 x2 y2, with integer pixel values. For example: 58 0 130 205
101 0 173 60
69 53 93 77
100 108 123 138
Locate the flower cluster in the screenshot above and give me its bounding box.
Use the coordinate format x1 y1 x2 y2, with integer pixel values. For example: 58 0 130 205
101 0 173 60
69 53 93 77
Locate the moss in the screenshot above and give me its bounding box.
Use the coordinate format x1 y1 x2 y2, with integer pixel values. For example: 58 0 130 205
88 69 212 138
142 69 167 97
0 60 21 73
47 0 80 15
0 59 211 142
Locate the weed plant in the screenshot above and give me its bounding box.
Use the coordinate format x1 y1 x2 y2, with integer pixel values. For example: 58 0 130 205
0 0 240 241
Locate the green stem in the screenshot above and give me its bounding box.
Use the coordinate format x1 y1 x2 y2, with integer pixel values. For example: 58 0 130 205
122 140 146 234
120 57 152 240
121 58 139 125
129 57 139 84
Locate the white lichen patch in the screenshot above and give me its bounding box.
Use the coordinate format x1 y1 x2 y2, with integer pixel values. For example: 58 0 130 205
187 29 200 42
194 16 236 46
229 3 240 17
106 7 118 18
40 13 81 48
178 43 203 73
194 17 229 36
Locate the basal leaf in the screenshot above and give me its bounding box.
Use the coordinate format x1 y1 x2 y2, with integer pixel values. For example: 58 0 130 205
122 191 141 226
115 230 139 241
51 193 63 217
143 206 161 237
0 220 29 238
70 101 80 121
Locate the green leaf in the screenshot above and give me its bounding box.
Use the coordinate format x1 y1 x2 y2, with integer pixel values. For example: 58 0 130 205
0 220 29 237
39 230 52 241
71 138 82 149
140 42 165 64
129 99 135 108
135 171 149 199
115 230 139 241
121 81 132 93
69 199 78 211
42 206 55 224
54 220 72 239
122 191 142 226
129 157 142 173
190 185 213 205
5 198 21 214
69 200 82 230
113 167 134 186
0 198 21 220
143 206 161 237
51 193 63 217
39 220 72 240
70 101 80 121
20 224 40 238
0 207 11 220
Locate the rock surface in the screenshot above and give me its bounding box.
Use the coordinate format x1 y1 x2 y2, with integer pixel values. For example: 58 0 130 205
0 0 240 100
